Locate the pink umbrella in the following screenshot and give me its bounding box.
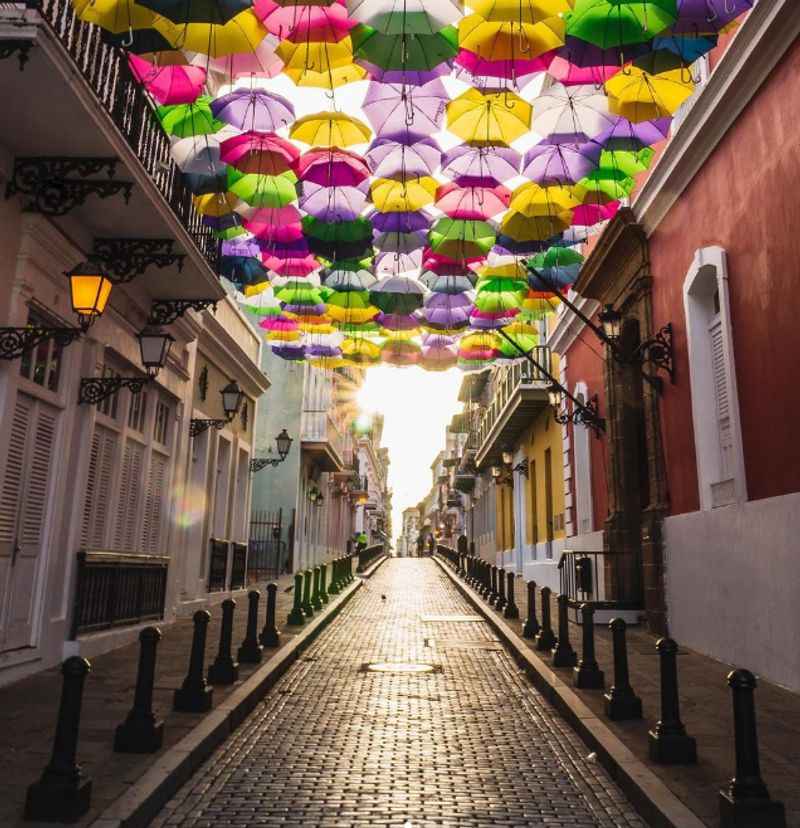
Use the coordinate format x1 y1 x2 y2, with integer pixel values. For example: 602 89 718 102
455 48 555 83
571 201 620 227
548 54 622 86
220 131 300 175
129 54 206 105
295 148 370 187
253 0 350 38
283 4 353 42
435 182 510 220
263 254 320 275
244 205 304 242
203 37 283 80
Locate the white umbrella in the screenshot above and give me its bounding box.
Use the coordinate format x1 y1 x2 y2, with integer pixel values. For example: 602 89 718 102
533 83 616 141
347 0 463 34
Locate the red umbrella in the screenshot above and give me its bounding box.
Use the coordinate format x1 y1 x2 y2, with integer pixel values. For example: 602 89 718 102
435 182 510 220
295 147 370 187
220 131 300 174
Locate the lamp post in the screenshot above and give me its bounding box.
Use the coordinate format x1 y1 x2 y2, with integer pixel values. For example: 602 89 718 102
190 380 245 436
250 429 294 473
0 261 112 361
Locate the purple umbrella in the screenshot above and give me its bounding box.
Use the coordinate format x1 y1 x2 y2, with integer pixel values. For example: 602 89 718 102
271 342 306 360
306 344 341 358
222 238 262 257
593 117 672 152
210 88 295 132
361 62 450 85
422 332 456 348
362 79 449 136
441 145 522 183
374 230 428 253
370 209 433 234
420 270 475 293
298 183 369 221
259 238 311 258
522 141 601 185
672 0 752 33
422 291 473 329
282 302 327 315
376 312 419 331
366 137 441 179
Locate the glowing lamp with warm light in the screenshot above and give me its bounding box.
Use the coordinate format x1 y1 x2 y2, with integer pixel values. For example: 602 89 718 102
67 262 112 331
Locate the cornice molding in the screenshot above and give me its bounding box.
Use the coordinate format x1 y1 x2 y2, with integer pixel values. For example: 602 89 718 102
547 294 600 356
633 0 800 235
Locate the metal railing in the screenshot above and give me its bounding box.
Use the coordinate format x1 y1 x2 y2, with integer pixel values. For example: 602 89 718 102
356 543 385 572
476 347 551 449
70 550 168 638
558 550 643 610
29 0 218 268
300 408 345 460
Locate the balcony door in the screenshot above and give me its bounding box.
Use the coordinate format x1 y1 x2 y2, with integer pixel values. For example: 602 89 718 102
0 392 58 652
544 448 554 559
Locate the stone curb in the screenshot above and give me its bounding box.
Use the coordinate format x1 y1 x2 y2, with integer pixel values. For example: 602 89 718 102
91 554 389 828
433 556 706 828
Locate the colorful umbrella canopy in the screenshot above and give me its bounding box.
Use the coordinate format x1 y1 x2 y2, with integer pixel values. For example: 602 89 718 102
366 138 441 179
296 147 370 186
458 14 565 62
154 10 268 57
672 0 752 34
441 144 521 183
352 24 459 70
362 79 449 135
369 275 427 314
605 52 695 122
210 88 295 131
325 269 377 291
157 97 224 137
220 131 300 174
522 141 601 185
429 217 496 260
533 83 616 140
435 182 510 220
371 176 438 212
567 0 678 49
347 0 463 35
129 54 206 104
300 181 369 220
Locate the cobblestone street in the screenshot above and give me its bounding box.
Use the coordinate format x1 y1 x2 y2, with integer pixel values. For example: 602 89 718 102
153 560 644 827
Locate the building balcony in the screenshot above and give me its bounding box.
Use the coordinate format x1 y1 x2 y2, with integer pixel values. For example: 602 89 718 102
300 408 345 472
474 347 552 470
0 0 221 299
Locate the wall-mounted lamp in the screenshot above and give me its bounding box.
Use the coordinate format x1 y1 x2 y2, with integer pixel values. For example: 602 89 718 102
250 429 293 473
190 380 245 436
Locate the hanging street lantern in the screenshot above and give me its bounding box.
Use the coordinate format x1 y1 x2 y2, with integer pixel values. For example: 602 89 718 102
136 326 175 378
275 428 293 460
221 379 245 420
67 262 112 331
598 304 623 341
250 428 294 472
547 383 564 410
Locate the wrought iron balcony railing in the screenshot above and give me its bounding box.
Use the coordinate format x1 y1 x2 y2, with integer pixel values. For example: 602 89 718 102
21 0 218 269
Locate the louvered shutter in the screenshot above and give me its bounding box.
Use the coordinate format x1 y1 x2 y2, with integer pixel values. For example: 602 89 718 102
80 425 116 548
709 320 734 479
114 440 144 550
142 452 168 553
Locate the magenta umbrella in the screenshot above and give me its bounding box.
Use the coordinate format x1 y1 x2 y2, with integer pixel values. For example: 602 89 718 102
572 201 620 227
295 147 370 187
253 0 351 37
362 78 449 136
522 141 601 185
441 144 521 183
210 88 295 132
366 137 441 179
454 48 555 83
129 55 206 105
435 182 510 220
299 182 369 221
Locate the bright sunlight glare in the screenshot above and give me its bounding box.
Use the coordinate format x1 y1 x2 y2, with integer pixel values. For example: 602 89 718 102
357 366 463 547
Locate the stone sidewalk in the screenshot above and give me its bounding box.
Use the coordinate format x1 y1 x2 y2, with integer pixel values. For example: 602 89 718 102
152 559 645 828
495 572 800 828
0 570 318 827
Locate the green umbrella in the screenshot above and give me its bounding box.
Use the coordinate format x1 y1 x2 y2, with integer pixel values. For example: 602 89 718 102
157 96 224 138
302 215 372 243
429 218 496 260
599 147 655 178
576 167 635 202
227 168 298 208
274 284 324 305
352 24 458 71
567 0 677 49
497 330 538 358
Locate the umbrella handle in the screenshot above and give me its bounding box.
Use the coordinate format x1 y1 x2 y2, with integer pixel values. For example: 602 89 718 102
122 26 134 47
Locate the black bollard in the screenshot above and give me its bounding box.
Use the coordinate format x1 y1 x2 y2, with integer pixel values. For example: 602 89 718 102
604 619 642 720
319 563 329 604
287 572 305 626
114 627 164 752
208 599 240 685
551 594 578 667
302 569 314 617
174 610 214 712
495 566 507 611
259 583 280 648
328 558 340 595
522 581 540 639
489 565 499 604
719 669 786 828
535 586 556 652
504 571 520 619
482 561 491 597
573 604 604 689
238 590 264 663
648 638 697 764
24 657 92 822
311 566 323 611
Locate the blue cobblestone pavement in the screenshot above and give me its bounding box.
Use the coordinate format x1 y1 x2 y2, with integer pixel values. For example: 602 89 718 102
152 559 645 827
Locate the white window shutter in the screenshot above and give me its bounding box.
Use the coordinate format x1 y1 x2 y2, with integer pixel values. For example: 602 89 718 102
709 320 734 479
81 426 116 548
0 397 30 545
114 440 143 550
21 408 56 546
142 452 167 553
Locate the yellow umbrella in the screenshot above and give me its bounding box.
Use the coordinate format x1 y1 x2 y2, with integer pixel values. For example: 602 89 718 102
277 38 355 72
154 10 266 58
475 261 528 281
605 63 694 123
283 62 367 88
72 0 158 33
446 88 532 145
468 0 572 23
192 191 237 216
243 281 271 296
341 337 381 363
458 14 564 62
290 111 372 147
308 356 348 369
500 209 572 242
327 304 379 324
370 176 437 212
508 182 580 217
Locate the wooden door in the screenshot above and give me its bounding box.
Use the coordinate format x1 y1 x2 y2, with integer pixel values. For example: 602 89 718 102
544 448 554 557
